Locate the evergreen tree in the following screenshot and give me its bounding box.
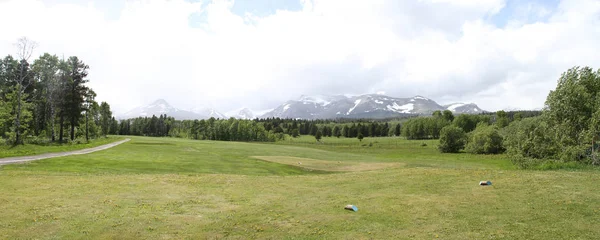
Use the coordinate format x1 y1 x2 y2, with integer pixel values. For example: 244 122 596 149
315 130 322 142
495 110 509 128
63 56 90 141
333 125 341 138
99 102 112 137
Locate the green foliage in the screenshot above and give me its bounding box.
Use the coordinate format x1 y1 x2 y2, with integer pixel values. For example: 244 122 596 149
315 130 322 142
129 116 278 142
544 66 600 161
394 123 401 136
99 102 112 137
503 117 560 168
499 66 600 167
1 50 113 145
63 56 91 141
465 123 504 154
513 112 523 121
401 117 450 139
4 85 33 144
291 128 300 138
438 125 467 153
442 110 454 122
495 110 509 128
357 132 364 142
453 114 491 133
332 125 341 138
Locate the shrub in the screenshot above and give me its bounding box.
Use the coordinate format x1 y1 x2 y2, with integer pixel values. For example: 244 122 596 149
453 114 491 133
466 123 504 154
503 116 559 160
315 131 322 142
25 136 51 145
291 129 300 138
438 126 467 153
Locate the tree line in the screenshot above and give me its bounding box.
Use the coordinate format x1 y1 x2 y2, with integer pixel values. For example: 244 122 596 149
0 38 115 145
117 116 283 142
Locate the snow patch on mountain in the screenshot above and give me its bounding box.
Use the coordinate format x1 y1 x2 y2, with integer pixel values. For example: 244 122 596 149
446 103 466 112
283 104 291 112
387 102 414 113
299 95 334 106
347 99 362 115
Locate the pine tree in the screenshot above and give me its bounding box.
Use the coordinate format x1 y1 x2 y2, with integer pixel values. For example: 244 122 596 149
63 56 90 141
99 102 112 137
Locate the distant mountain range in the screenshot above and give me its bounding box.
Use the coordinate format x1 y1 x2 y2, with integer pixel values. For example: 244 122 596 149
120 99 227 120
261 94 484 119
119 94 486 120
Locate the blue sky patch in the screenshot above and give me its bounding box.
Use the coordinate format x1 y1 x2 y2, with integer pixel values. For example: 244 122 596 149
230 0 302 17
490 0 560 27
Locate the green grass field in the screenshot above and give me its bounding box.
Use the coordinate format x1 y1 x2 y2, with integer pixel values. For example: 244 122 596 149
1 136 599 239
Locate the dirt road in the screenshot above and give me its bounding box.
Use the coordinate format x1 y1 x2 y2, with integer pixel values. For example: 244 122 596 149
0 138 131 165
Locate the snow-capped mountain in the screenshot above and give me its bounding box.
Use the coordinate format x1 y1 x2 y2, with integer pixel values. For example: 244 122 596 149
261 94 486 119
121 99 205 120
189 107 227 119
226 108 256 119
225 108 274 119
443 103 483 114
121 95 486 121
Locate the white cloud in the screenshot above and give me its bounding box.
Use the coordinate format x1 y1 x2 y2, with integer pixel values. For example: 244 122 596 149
0 0 599 114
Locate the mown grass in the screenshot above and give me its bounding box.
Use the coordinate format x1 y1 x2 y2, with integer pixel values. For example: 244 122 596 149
0 136 125 158
275 135 514 170
1 136 599 239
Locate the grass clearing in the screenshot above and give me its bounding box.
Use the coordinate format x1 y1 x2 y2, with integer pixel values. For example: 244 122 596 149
1 136 599 239
253 156 403 172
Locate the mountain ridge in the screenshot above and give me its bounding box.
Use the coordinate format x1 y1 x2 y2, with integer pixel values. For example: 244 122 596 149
261 94 485 119
120 94 487 120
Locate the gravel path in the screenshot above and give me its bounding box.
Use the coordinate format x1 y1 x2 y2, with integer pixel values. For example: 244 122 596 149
0 138 131 165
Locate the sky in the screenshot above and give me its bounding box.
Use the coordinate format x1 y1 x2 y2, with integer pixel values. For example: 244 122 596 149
0 0 599 115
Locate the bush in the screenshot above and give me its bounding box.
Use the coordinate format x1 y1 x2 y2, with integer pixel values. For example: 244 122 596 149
291 129 300 138
465 123 504 154
453 114 491 133
438 126 467 153
25 135 52 145
315 131 322 142
503 116 559 160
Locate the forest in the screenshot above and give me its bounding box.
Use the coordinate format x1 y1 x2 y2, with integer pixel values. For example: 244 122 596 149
0 38 115 145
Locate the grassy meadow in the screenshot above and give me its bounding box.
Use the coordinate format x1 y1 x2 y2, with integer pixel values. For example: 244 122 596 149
1 136 599 239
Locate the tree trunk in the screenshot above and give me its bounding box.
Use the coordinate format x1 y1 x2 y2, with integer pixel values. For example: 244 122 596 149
85 110 89 142
70 116 75 141
59 113 64 142
14 87 22 145
50 106 56 142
